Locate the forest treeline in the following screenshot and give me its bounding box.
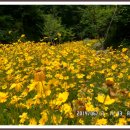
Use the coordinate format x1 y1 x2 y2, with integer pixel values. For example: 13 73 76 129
0 5 130 48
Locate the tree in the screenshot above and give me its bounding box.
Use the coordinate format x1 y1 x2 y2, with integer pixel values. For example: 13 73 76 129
104 5 130 49
0 6 23 43
80 6 115 40
22 6 44 42
43 14 66 44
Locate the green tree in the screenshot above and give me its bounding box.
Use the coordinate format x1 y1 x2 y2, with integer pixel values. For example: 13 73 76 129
43 14 67 44
80 6 115 40
0 6 23 43
22 6 44 42
104 5 130 49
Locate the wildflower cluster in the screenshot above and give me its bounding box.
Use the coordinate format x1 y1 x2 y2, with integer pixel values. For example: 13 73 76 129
0 40 130 125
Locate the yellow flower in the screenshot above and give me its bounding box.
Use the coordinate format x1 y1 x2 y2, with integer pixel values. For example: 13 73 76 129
10 83 17 90
85 102 96 112
105 77 114 86
57 32 61 37
111 64 117 70
2 84 7 90
19 112 28 124
44 89 51 97
128 75 130 80
76 74 84 79
79 118 85 125
122 48 128 53
79 55 86 59
55 73 64 80
125 101 130 107
37 82 51 98
118 73 123 79
10 83 23 92
106 58 111 62
15 83 22 92
104 107 108 111
95 94 105 103
5 63 12 70
48 79 59 87
56 92 69 105
96 118 107 125
90 84 94 88
117 118 127 125
27 81 37 92
21 34 25 38
123 55 128 60
6 68 13 75
64 76 69 80
128 92 130 98
68 64 74 71
46 73 52 78
61 61 68 67
39 110 48 125
62 82 70 90
88 89 93 93
86 75 92 79
40 110 48 117
127 118 130 122
36 81 45 95
60 103 72 114
29 118 37 125
52 115 62 125
20 89 28 98
104 95 115 105
73 59 80 63
26 99 34 109
0 92 8 103
95 94 115 105
10 96 21 104
17 103 26 109
34 70 45 82
68 112 74 118
39 117 48 125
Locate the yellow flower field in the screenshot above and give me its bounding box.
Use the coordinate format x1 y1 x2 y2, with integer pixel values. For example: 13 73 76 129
0 40 130 125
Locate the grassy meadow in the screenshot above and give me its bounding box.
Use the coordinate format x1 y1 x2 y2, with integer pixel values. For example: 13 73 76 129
0 39 130 125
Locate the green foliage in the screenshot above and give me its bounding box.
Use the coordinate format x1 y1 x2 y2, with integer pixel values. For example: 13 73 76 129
0 30 19 43
22 6 44 42
80 6 115 39
0 5 130 48
43 14 64 44
0 15 21 43
43 14 75 44
104 6 130 49
120 39 130 48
